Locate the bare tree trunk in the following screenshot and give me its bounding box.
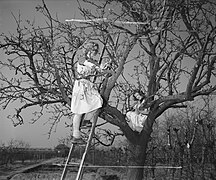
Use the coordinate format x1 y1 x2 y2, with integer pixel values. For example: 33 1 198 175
201 146 206 180
187 147 194 180
126 145 146 180
126 129 152 180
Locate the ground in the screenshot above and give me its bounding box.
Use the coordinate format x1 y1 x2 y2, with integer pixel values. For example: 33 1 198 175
0 158 126 180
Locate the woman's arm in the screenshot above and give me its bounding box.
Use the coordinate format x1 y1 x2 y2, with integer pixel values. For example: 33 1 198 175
86 58 100 67
137 100 149 115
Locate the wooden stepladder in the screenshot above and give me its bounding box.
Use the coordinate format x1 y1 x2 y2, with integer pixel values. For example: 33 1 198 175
60 110 100 180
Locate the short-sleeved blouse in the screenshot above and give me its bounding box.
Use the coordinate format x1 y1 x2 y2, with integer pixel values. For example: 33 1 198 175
77 60 96 77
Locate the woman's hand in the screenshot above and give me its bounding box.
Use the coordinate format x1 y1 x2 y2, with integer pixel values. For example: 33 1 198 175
87 58 100 67
100 62 111 70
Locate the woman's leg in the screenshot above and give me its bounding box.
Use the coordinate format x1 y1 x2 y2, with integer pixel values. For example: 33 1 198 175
72 114 83 138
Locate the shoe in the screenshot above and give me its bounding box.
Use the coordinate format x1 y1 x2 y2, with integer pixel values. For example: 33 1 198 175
71 136 86 145
81 120 92 129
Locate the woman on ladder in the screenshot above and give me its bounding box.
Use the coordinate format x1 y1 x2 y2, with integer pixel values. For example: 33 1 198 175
71 41 112 144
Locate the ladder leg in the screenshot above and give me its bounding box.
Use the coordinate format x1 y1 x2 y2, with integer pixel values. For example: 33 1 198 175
60 143 75 180
75 110 100 180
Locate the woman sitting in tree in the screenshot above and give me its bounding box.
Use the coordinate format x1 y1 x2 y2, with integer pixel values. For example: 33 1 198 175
126 90 149 133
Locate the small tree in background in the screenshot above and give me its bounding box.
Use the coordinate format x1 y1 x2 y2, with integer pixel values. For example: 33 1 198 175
0 139 30 165
158 96 216 179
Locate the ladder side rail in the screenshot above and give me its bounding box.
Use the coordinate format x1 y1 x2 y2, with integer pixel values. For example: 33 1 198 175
60 143 76 180
75 109 100 180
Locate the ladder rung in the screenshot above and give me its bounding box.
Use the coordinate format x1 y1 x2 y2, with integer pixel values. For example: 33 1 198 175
54 163 88 167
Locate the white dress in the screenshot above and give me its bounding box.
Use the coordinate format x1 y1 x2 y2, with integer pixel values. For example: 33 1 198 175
71 60 103 114
126 103 148 133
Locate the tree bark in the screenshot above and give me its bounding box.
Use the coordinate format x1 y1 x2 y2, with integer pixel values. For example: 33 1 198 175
126 126 152 180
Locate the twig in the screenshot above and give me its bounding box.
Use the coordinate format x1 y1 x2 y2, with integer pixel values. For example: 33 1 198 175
65 18 149 25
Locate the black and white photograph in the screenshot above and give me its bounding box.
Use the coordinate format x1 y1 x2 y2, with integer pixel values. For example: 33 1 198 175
0 0 216 179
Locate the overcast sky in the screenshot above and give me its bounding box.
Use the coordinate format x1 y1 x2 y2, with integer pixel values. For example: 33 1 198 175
0 0 84 148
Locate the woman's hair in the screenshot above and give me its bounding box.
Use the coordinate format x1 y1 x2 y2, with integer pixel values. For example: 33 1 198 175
133 90 146 101
82 42 99 57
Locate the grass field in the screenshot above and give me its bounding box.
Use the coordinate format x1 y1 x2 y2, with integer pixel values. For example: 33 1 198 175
10 172 97 180
1 160 215 180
